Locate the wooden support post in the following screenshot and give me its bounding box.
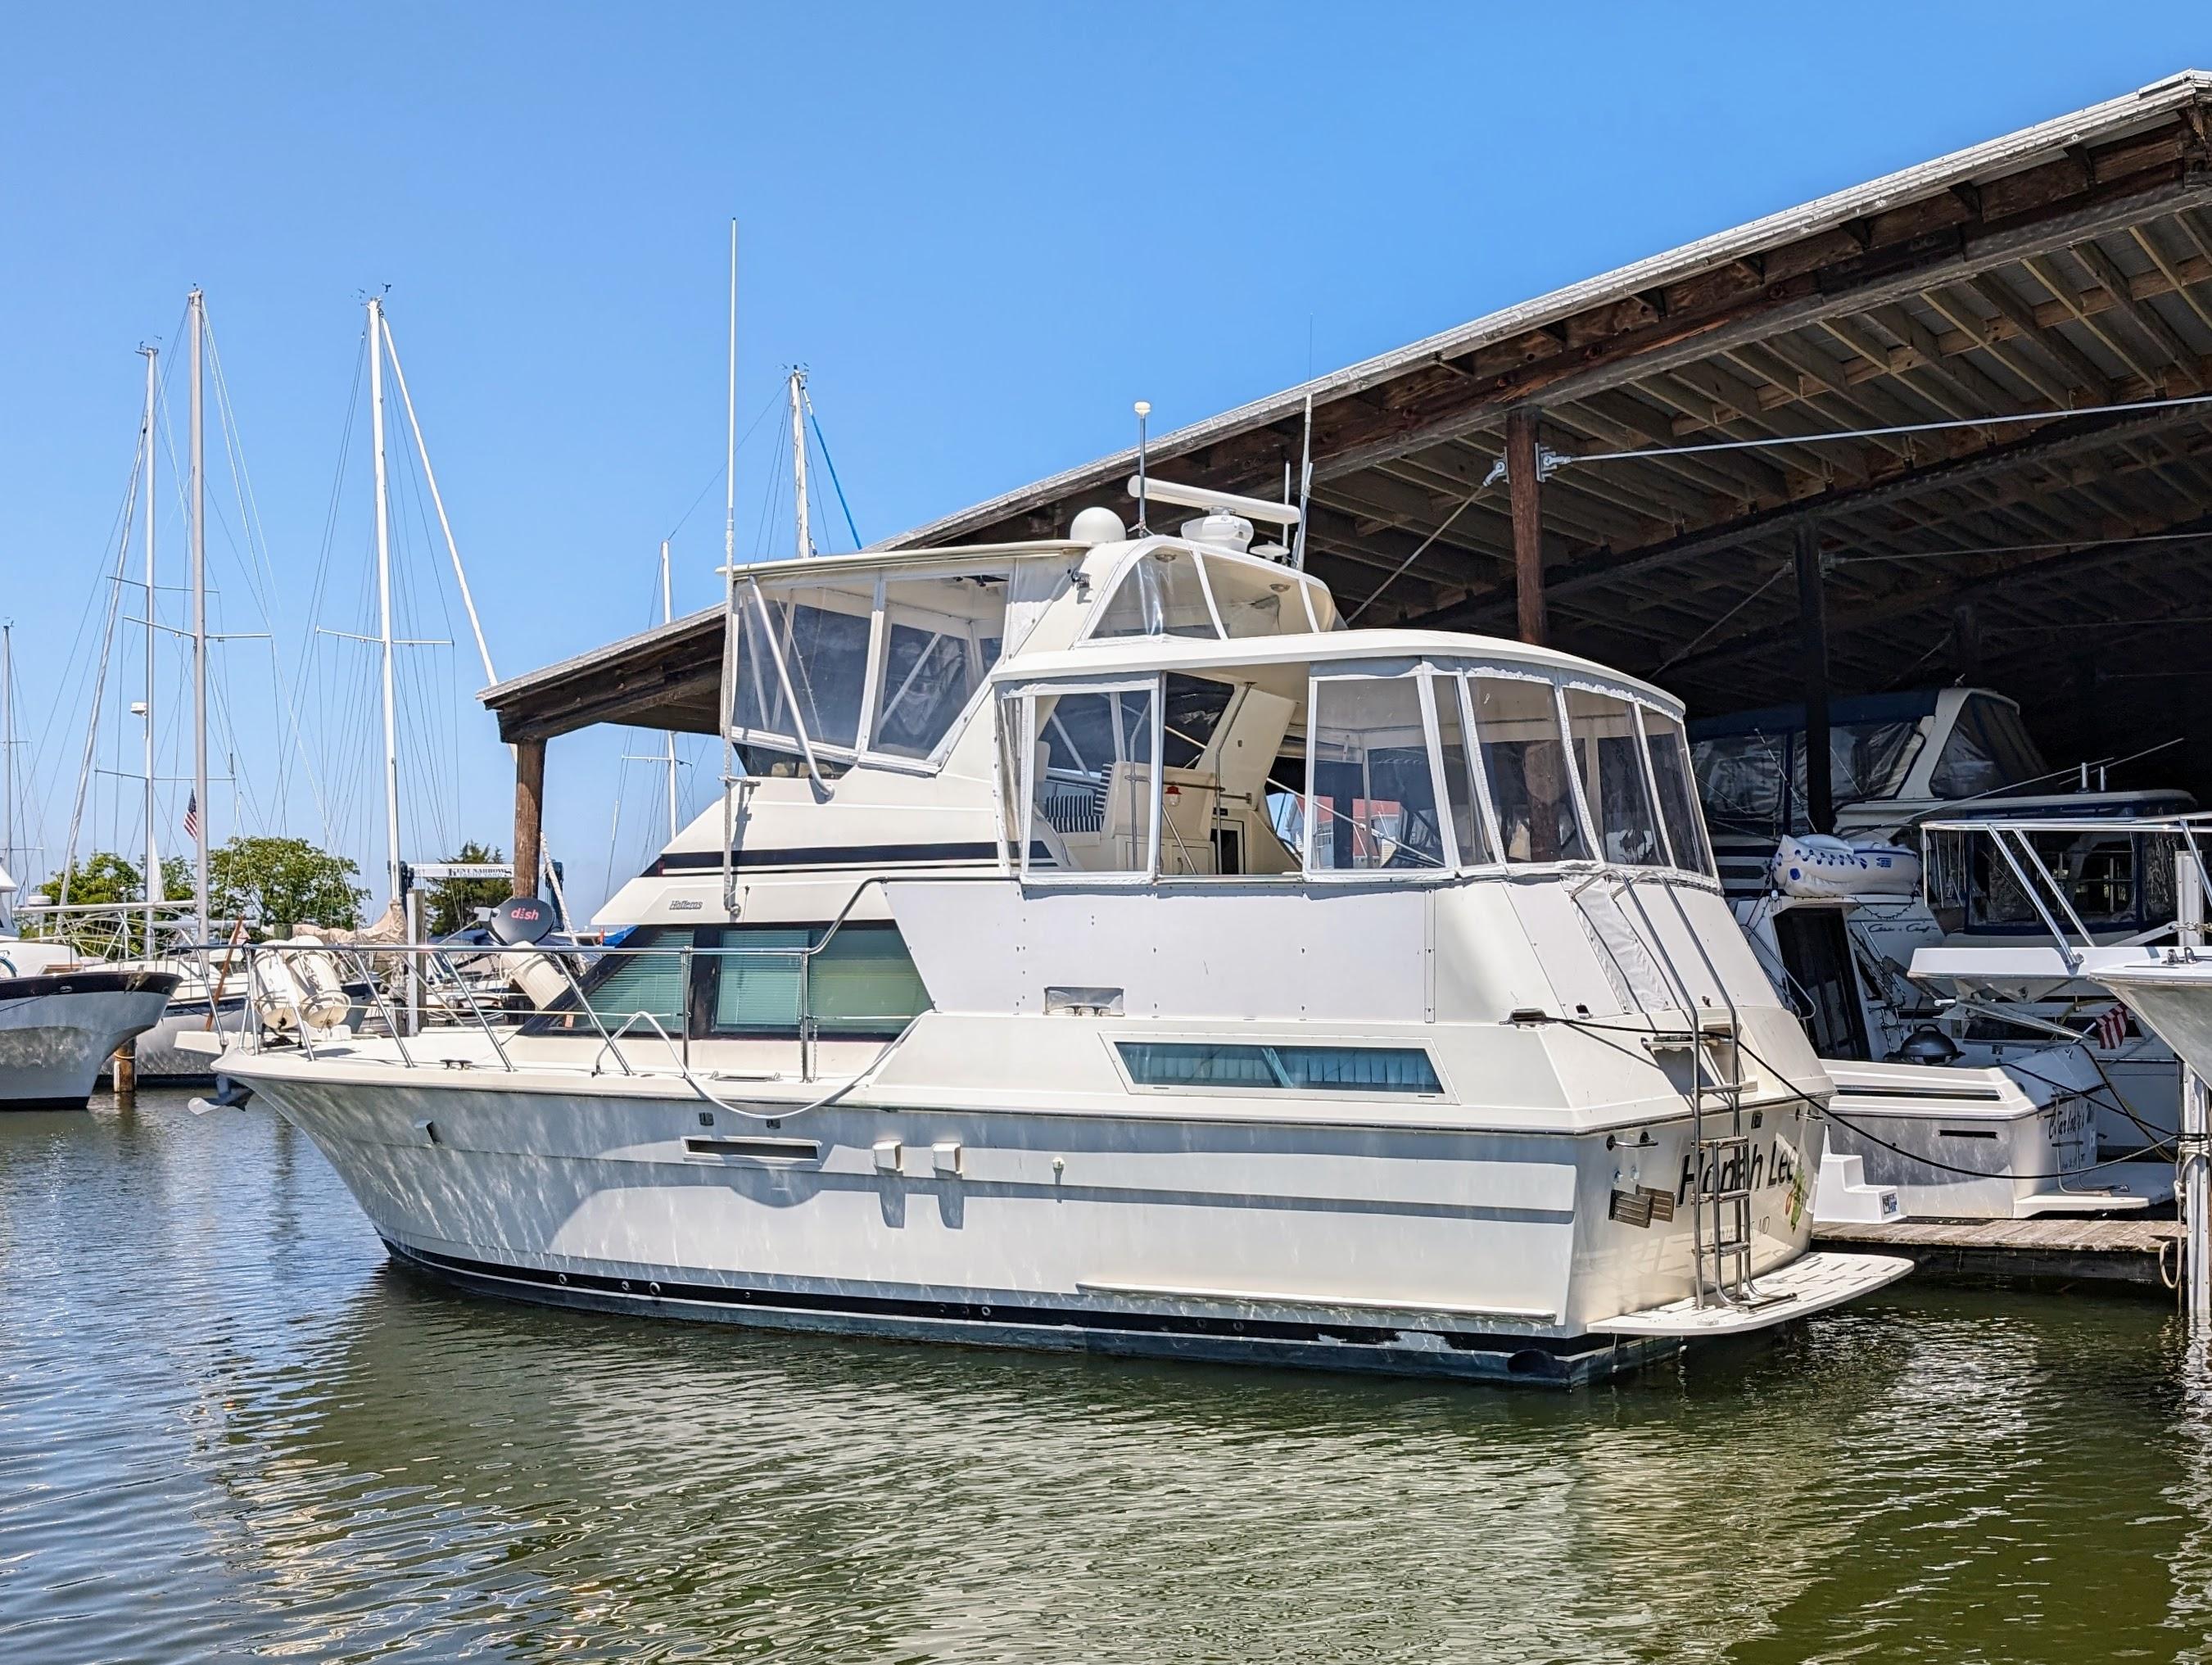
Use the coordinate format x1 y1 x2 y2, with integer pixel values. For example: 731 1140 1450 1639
1506 407 1547 647
111 1038 136 1106
513 737 546 899
1949 598 1980 684
1794 518 1833 835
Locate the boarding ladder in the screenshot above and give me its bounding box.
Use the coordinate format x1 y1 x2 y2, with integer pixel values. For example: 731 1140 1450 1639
1615 880 1757 1309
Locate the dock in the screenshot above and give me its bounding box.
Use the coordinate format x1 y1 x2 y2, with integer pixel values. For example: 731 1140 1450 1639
1813 1217 2181 1292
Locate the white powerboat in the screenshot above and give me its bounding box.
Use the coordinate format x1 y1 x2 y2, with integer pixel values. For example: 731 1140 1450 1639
210 493 1909 1386
1738 875 2169 1220
2091 951 2212 1084
1 870 179 1108
1690 686 2194 895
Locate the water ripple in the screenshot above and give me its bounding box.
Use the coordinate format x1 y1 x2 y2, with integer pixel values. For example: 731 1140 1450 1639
2 1093 2209 1662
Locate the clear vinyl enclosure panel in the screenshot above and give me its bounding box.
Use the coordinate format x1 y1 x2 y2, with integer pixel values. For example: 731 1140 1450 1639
1307 674 1449 872
1001 656 1717 885
1090 541 1336 641
729 568 1014 773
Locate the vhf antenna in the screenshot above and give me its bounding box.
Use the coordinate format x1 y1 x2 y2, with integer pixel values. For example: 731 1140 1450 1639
1133 400 1151 534
1291 391 1314 570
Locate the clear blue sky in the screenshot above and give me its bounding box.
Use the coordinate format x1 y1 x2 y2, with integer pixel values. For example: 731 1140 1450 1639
6 2 2210 920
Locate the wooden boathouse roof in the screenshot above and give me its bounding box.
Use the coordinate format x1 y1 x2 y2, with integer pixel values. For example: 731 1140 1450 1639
486 70 2212 798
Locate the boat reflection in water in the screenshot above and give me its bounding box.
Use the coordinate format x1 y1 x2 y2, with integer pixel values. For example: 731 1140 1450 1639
218 487 1908 1386
1 1093 2205 1662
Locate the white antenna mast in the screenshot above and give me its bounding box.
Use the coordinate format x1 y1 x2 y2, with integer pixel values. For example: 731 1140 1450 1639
1133 401 1151 534
368 295 403 918
661 539 679 840
139 343 161 950
1292 391 1314 571
789 365 812 559
716 219 740 913
188 288 210 943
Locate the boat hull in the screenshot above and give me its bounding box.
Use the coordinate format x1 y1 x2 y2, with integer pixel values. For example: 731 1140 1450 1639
0 971 179 1108
232 1051 1836 1387
2097 964 2212 1087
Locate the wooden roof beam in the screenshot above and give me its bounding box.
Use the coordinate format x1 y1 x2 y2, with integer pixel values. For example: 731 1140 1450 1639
2022 252 2169 389
2071 238 2205 381
1917 284 2079 405
2127 224 2212 334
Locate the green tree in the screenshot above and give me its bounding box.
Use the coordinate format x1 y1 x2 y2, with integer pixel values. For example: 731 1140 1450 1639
30 852 144 951
208 836 367 935
418 839 512 937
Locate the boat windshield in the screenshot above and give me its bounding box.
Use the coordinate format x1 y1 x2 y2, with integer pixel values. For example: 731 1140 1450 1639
1091 543 1335 642
1929 694 2047 798
1002 654 1713 885
730 566 1018 771
1925 826 2179 934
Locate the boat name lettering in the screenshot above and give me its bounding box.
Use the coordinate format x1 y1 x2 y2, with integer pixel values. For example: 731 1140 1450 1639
1677 1136 1801 1206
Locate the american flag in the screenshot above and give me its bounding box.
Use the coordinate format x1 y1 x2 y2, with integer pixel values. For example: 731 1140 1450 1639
182 790 201 843
2093 1003 2131 1051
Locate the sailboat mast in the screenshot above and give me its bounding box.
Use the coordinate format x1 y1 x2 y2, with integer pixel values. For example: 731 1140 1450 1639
138 344 160 952
2 622 13 883
789 366 811 560
367 296 403 916
661 539 679 840
188 290 210 942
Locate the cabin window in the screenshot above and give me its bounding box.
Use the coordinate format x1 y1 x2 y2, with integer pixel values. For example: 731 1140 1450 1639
521 927 694 1034
1016 681 1160 879
1307 676 1449 873
871 576 1007 759
708 923 928 1038
1640 709 1716 877
1096 548 1219 639
1566 689 1667 868
1118 1041 1442 1095
1471 676 1588 863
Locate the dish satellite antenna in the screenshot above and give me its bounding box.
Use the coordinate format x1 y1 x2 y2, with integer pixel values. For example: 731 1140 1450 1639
489 894 555 947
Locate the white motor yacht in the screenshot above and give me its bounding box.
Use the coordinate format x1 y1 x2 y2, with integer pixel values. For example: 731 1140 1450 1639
1 867 179 1109
1699 692 2196 1147
209 497 1909 1386
1738 881 2168 1220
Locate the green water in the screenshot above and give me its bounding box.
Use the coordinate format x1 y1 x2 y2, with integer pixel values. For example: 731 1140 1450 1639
2 1090 2208 1663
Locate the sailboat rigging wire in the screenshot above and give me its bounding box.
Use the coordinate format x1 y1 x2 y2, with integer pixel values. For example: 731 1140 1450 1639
57 525 133 907
1554 387 2212 467
804 400 862 550
205 313 328 833
1652 562 1791 675
1345 482 1489 622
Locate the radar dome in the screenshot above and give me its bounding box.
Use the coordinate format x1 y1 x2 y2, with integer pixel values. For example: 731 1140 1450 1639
1070 506 1126 545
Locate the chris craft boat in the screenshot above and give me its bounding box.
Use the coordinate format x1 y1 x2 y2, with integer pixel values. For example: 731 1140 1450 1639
208 486 1909 1386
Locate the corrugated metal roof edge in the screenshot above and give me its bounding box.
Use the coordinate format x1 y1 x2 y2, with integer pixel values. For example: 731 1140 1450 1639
875 70 2212 552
